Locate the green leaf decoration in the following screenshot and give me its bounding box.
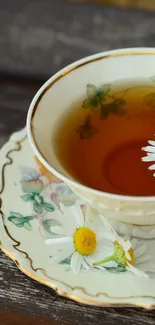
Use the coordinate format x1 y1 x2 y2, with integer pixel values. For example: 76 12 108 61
42 219 61 235
106 263 126 274
82 97 99 110
21 194 34 202
59 256 71 265
82 98 91 109
89 97 99 108
87 84 97 98
42 202 55 212
77 115 98 139
24 216 34 222
100 106 110 119
8 212 34 230
24 222 32 231
38 195 44 204
144 92 155 108
8 217 24 227
115 98 126 107
33 200 43 214
99 84 111 95
9 212 23 218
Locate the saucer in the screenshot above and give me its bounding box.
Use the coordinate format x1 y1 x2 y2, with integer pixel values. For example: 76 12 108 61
1 128 155 309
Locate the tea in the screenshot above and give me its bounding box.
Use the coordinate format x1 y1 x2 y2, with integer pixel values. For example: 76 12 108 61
55 81 155 196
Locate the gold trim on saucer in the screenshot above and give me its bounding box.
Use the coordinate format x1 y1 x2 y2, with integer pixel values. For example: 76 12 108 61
0 132 155 308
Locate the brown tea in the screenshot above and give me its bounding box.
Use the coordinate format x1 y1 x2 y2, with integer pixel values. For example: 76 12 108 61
55 81 155 196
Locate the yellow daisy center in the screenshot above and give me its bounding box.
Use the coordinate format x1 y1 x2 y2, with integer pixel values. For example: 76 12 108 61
73 227 96 255
114 241 135 265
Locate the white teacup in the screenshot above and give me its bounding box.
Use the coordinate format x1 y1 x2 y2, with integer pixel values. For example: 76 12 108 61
27 48 155 238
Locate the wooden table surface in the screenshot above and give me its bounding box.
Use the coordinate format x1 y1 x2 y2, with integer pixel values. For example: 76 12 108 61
1 1 155 324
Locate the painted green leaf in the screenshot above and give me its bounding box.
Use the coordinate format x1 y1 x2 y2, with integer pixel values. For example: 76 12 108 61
21 194 34 202
42 202 55 212
100 108 110 119
99 84 111 95
8 212 34 230
83 97 99 109
24 216 34 222
38 195 44 204
42 219 61 235
82 98 91 109
87 84 97 98
144 92 155 108
77 115 99 139
106 263 126 274
8 217 24 227
59 256 71 265
115 98 126 106
33 200 43 214
24 221 32 231
89 97 99 108
9 212 23 218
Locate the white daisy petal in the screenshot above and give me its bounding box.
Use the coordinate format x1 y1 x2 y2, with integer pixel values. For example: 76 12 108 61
71 203 84 227
50 226 67 236
134 245 147 259
104 261 117 268
71 251 82 274
126 263 149 278
122 240 131 252
95 265 106 271
135 254 153 265
142 146 155 153
148 164 155 170
50 245 74 264
85 204 92 223
148 140 155 147
142 154 155 162
131 238 138 249
81 257 90 270
97 239 114 256
45 236 72 245
99 215 116 234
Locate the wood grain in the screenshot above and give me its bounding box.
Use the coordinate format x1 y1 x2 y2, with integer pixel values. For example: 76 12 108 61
0 0 155 79
1 251 155 325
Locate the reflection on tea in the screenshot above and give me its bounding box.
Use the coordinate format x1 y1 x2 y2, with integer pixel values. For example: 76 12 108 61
55 81 155 196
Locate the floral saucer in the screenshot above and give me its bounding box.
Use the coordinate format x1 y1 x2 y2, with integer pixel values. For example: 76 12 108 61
1 128 155 308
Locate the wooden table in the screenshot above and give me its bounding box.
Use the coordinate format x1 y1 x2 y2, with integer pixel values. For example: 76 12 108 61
1 1 155 324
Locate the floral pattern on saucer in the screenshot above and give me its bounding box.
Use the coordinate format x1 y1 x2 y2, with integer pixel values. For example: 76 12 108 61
7 159 155 278
2 128 155 308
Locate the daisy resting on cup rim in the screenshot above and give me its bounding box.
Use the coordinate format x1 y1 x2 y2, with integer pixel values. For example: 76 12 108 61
45 202 155 277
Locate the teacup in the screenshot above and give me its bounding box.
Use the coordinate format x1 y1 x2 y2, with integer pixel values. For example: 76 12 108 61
27 48 155 238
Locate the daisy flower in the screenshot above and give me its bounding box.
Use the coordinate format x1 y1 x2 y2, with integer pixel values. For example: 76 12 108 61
141 139 155 176
45 202 116 274
94 216 155 278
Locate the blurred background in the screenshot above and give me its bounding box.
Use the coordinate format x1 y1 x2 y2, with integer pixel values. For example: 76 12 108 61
1 0 155 146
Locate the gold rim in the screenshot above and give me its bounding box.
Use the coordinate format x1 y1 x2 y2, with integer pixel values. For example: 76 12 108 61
0 131 155 308
30 49 155 202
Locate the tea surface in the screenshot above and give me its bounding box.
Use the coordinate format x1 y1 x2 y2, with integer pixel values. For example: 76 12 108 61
55 81 155 196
